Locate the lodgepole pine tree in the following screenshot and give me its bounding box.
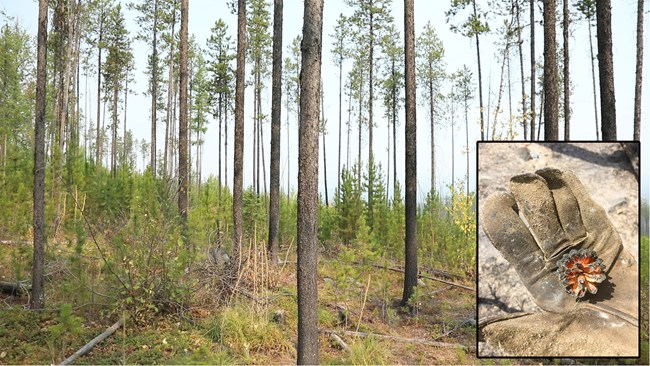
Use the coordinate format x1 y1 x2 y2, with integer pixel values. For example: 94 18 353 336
268 0 283 265
401 0 417 309
297 0 323 362
32 0 48 310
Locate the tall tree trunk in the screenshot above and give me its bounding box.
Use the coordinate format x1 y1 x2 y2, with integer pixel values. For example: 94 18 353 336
111 87 118 176
165 1 177 177
151 0 159 177
472 0 486 140
633 0 643 141
465 97 469 199
233 0 247 269
543 0 558 140
178 0 189 246
529 0 536 141
96 7 104 164
357 74 363 184
32 0 48 310
391 59 397 199
321 85 329 207
596 0 616 140
563 0 570 140
402 0 417 309
516 0 527 140
124 77 128 164
268 0 283 265
297 0 323 363
587 13 599 140
337 39 343 197
429 77 434 194
367 8 375 226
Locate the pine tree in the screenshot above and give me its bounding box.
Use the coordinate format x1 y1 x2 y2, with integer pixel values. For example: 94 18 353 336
380 23 403 199
575 0 599 140
178 0 188 243
206 19 235 203
446 0 489 140
543 0 558 140
402 0 417 309
102 3 132 177
416 21 444 195
268 0 283 265
596 0 616 140
297 0 323 362
32 0 49 310
633 0 643 141
345 0 394 230
232 0 247 270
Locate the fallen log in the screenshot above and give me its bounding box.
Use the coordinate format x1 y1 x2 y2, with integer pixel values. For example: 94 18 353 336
355 262 474 292
59 318 123 365
328 332 352 353
0 240 31 245
322 328 475 352
0 280 29 295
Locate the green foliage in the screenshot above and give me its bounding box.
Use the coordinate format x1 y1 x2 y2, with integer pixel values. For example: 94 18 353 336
445 0 491 37
48 304 83 362
335 166 363 245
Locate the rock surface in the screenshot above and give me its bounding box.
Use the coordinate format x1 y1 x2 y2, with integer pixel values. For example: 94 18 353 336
477 142 639 355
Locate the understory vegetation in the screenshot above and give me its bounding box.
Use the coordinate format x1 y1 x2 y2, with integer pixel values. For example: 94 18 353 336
0 159 480 364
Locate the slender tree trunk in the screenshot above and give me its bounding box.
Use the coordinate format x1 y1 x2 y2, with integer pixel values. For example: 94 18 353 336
367 8 375 225
151 0 159 177
357 74 363 183
465 96 469 199
337 45 343 197
124 77 128 164
321 85 329 207
633 0 643 141
346 83 352 169
472 0 486 140
96 8 104 165
492 44 510 140
543 0 558 140
391 59 397 199
178 0 189 246
429 77 434 194
516 0 527 140
297 0 323 363
587 14 599 140
563 0 570 140
402 0 417 308
268 0 283 265
529 0 536 141
596 0 616 140
451 102 455 185
165 2 177 177
111 87 118 177
32 0 48 310
233 0 246 269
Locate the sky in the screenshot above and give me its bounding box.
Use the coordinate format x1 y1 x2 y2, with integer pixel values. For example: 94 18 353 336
1 0 648 202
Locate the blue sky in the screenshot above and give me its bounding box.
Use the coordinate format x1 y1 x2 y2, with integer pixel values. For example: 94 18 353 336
1 0 648 201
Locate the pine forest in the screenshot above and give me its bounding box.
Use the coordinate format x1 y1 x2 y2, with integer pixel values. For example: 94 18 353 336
0 0 647 364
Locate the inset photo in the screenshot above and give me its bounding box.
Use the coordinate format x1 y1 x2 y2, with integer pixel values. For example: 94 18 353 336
476 142 640 358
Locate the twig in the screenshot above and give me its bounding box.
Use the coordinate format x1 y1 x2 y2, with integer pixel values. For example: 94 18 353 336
356 274 371 332
321 329 475 352
59 318 123 365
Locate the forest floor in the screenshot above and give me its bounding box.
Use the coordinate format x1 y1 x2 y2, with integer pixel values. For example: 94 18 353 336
0 242 479 365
